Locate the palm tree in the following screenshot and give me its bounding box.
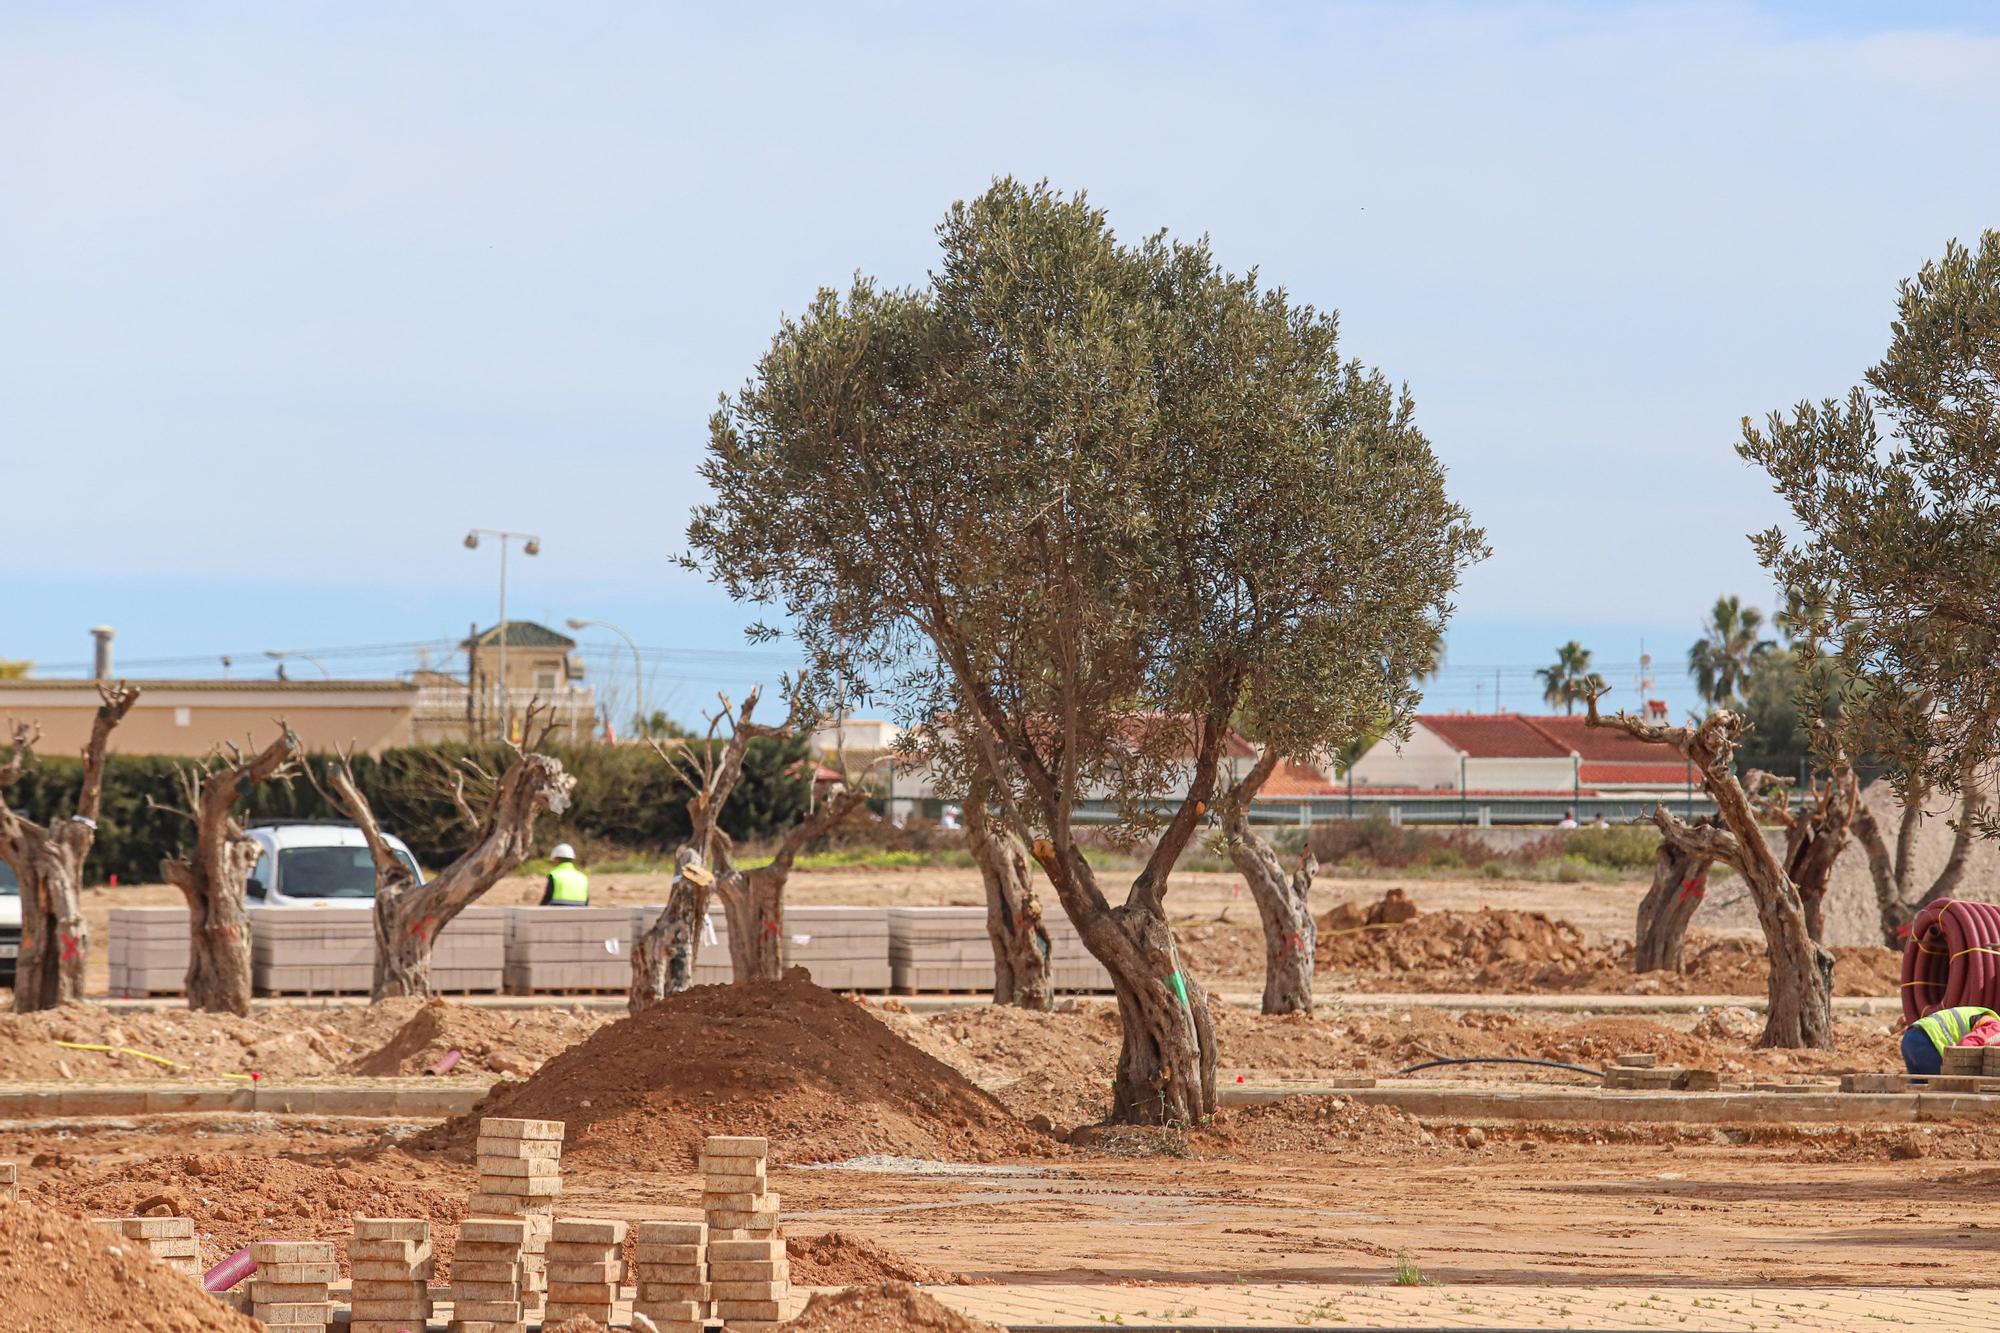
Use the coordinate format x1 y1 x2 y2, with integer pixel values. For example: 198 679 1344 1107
1536 641 1607 715
1688 595 1776 707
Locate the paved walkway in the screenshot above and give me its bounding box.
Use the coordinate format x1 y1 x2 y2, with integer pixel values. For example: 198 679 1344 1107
924 1282 2000 1330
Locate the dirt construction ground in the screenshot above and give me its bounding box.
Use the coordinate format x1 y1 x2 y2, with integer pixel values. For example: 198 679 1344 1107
6 866 1991 1330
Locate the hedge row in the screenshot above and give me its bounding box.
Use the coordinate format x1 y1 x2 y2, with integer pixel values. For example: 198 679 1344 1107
2 736 812 885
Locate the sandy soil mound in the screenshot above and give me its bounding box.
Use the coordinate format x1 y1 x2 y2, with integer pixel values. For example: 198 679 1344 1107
787 1231 958 1286
1310 892 1899 997
0 1197 262 1333
32 1152 465 1272
418 971 1048 1167
1197 1097 1437 1157
0 998 603 1082
784 1282 1004 1333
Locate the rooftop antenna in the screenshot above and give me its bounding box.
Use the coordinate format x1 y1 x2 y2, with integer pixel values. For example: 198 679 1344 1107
1636 640 1656 701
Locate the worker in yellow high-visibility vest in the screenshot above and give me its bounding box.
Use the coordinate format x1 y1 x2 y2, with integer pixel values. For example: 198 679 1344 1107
1902 1005 2000 1074
540 843 589 907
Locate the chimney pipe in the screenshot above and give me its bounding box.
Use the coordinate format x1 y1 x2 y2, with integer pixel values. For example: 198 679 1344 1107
91 626 115 680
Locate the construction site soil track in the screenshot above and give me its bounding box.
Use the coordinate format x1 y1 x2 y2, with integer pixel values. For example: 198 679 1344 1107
414 969 1051 1167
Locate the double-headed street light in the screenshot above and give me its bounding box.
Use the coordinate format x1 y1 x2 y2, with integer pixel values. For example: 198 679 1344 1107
464 529 541 739
565 617 645 739
263 649 331 678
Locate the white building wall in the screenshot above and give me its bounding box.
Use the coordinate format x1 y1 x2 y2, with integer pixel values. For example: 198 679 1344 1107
1463 756 1578 791
1348 722 1462 790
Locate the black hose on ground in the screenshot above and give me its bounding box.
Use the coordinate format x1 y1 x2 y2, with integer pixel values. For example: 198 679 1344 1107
1395 1056 1603 1079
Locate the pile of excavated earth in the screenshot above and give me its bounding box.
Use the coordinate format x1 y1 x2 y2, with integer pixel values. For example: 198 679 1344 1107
0 1196 262 1331
417 970 1051 1167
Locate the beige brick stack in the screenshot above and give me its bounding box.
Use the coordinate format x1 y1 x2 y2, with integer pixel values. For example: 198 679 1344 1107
702 1135 796 1330
248 1239 335 1332
0 1161 16 1203
348 1218 434 1333
467 1116 563 1317
630 1219 709 1333
450 1216 530 1333
543 1217 626 1326
91 1215 200 1278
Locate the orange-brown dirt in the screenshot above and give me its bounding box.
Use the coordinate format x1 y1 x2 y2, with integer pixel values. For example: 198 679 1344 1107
0 1197 263 1333
787 1231 959 1285
415 971 1050 1167
783 1283 1005 1333
26 1150 466 1273
0 997 603 1081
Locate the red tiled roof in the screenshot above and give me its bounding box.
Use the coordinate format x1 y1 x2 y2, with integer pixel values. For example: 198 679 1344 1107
1579 761 1697 787
1258 759 1340 798
1416 714 1571 758
1531 715 1684 763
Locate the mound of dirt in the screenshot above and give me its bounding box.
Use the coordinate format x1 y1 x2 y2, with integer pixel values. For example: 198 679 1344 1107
784 1282 1004 1333
417 971 1049 1167
0 1197 263 1332
339 997 603 1077
33 1152 466 1273
1196 1096 1438 1157
1318 897 1591 973
787 1231 957 1286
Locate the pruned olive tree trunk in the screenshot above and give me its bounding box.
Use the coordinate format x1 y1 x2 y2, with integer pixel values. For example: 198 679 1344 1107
631 848 712 1011
964 764 1051 1009
157 728 299 1015
1772 768 1859 945
321 717 575 999
1589 696 1834 1048
1854 769 1986 946
1221 748 1318 1014
713 783 873 983
1632 821 1712 974
0 683 140 1011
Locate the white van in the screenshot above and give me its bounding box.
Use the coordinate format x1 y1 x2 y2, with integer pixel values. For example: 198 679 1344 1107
245 822 424 907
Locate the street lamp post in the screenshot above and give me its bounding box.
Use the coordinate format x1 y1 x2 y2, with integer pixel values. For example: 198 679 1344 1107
263 649 331 678
565 617 645 739
464 529 541 739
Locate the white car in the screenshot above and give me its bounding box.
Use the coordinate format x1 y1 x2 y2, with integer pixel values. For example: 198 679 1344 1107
0 862 18 984
245 822 424 907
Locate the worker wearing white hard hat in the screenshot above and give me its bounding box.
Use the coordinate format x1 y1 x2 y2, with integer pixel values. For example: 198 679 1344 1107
540 842 589 906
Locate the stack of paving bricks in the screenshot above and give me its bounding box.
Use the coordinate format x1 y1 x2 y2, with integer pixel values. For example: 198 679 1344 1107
91 1215 200 1278
780 906 891 990
0 1161 15 1203
1044 911 1112 993
630 1220 710 1333
347 1218 434 1333
431 904 507 992
248 1238 335 1332
887 906 1111 993
466 1116 563 1319
450 1217 532 1333
107 905 192 997
250 906 374 994
690 909 735 986
1601 1053 1720 1091
543 1217 625 1326
503 906 635 992
703 1135 797 1330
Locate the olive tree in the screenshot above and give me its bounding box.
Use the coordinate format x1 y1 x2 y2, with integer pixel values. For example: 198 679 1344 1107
1741 232 2000 830
688 179 1484 1124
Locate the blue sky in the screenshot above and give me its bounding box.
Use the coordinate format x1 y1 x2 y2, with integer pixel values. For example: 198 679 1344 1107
4 2 1998 725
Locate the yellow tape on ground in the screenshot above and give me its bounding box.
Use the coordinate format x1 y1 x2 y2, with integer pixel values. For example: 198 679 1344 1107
53 1041 187 1071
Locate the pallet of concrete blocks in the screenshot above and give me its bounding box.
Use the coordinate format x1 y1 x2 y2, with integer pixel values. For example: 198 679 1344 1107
691 910 735 986
702 1135 800 1329
107 905 193 997
248 1238 336 1333
781 906 891 991
0 1161 15 1204
250 905 375 995
630 1219 710 1333
504 906 637 992
542 1217 625 1326
431 904 507 992
1043 913 1112 993
468 1117 563 1315
450 1216 531 1333
887 907 993 992
347 1217 435 1333
91 1214 201 1278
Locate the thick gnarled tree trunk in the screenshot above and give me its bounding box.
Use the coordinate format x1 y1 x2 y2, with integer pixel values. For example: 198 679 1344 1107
1222 748 1318 1014
159 729 299 1015
1779 769 1859 945
1588 697 1834 1049
0 684 139 1012
632 849 713 1012
322 733 574 999
965 768 1051 1009
1632 828 1711 974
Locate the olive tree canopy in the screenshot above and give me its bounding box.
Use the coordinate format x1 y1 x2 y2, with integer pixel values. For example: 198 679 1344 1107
688 179 1484 1123
1741 232 2000 829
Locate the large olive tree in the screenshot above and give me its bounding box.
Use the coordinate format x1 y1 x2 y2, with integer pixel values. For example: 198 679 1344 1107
688 180 1483 1125
1741 232 2000 831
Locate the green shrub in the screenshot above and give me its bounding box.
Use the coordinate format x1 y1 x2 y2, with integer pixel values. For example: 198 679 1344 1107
1561 824 1661 870
1480 860 1509 880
